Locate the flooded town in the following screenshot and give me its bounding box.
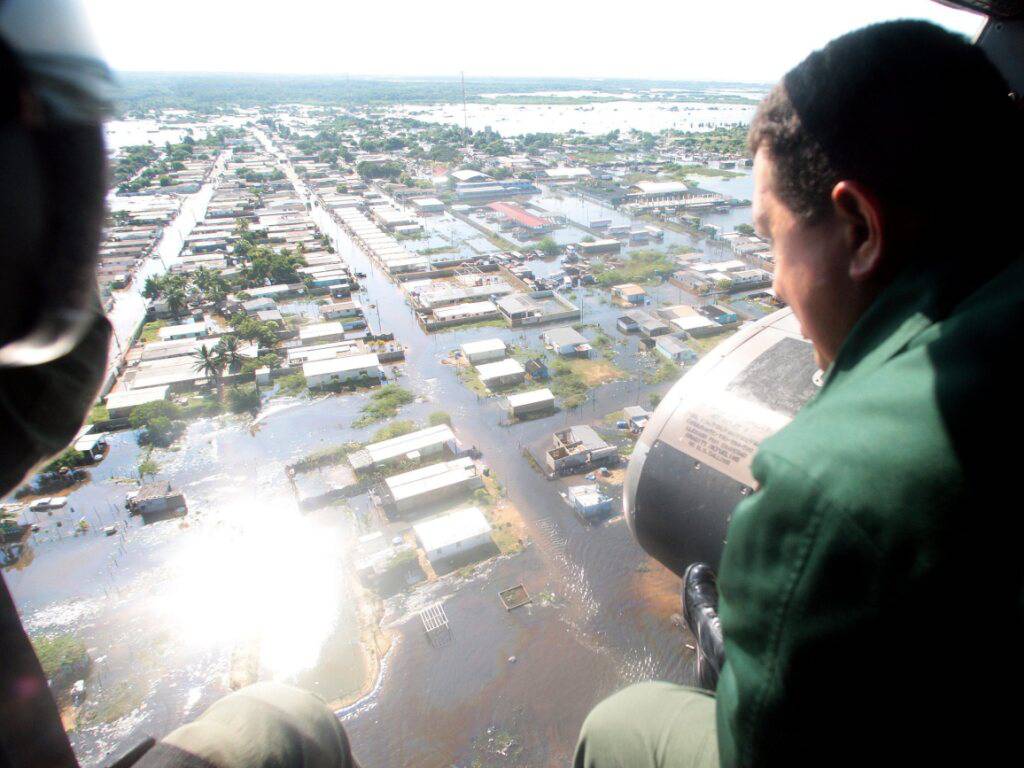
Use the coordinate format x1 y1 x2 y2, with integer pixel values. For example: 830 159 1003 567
4 83 780 767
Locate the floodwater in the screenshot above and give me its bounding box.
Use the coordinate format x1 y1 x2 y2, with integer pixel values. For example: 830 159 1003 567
3 120 749 767
395 100 755 136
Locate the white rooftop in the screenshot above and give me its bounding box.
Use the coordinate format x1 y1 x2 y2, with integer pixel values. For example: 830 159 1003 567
385 457 479 504
413 506 492 553
105 386 169 411
360 424 455 465
460 338 506 356
299 321 345 341
475 358 525 380
507 388 555 408
433 300 497 320
302 353 380 378
545 167 591 179
632 181 690 195
672 316 718 331
158 320 206 340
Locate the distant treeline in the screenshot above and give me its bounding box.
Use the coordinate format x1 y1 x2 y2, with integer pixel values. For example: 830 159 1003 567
113 72 766 114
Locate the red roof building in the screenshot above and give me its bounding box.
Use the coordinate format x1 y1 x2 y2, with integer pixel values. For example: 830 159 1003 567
486 202 552 231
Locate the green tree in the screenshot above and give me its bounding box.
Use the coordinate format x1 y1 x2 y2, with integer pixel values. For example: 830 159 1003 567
165 287 187 319
215 335 244 373
537 237 560 257
227 384 261 415
193 346 224 392
138 454 160 480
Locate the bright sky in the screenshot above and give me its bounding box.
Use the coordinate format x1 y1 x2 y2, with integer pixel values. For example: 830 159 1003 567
82 0 984 82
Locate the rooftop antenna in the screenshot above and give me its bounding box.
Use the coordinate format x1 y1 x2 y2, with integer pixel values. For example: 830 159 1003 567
461 71 469 149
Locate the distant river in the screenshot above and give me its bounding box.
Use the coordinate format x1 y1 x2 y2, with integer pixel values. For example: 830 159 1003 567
391 100 757 135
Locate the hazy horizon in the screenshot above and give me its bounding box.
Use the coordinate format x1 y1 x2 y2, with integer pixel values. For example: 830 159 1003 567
84 0 983 83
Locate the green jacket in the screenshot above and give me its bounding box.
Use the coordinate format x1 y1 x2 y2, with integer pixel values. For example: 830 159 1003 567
716 254 1024 766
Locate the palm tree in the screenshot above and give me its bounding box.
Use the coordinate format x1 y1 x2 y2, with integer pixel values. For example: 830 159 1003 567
165 287 187 319
215 335 243 374
192 345 224 393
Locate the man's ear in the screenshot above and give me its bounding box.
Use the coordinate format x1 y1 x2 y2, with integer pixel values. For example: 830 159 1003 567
831 180 884 283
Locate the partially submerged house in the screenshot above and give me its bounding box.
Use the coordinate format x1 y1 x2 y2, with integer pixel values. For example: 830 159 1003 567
302 353 381 389
546 425 617 473
126 482 188 524
476 358 526 389
104 386 169 421
542 327 592 358
460 338 507 365
567 484 614 519
413 506 493 564
507 388 556 419
348 424 459 474
382 457 484 516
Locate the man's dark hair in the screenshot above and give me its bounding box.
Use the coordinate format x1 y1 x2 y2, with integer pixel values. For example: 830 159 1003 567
749 20 1019 233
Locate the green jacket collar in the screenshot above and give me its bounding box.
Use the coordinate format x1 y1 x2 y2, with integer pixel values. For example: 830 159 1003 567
819 253 1008 394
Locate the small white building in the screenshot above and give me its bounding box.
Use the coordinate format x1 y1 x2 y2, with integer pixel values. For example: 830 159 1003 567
543 327 592 357
476 358 526 389
348 423 457 472
432 300 499 324
105 386 170 420
460 338 507 365
303 353 381 389
299 321 346 347
158 320 207 342
656 336 698 364
671 315 721 338
507 388 556 418
567 484 614 519
384 457 483 515
411 197 445 213
413 507 493 563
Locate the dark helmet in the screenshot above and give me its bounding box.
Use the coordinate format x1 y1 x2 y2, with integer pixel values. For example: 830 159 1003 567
0 0 116 494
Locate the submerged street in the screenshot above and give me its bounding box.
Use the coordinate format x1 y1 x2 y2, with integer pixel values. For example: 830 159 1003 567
5 126 723 767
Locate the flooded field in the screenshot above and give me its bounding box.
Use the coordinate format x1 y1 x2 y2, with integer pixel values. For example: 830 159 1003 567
394 100 756 136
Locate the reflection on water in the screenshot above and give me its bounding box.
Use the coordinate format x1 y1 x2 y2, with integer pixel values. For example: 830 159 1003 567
155 497 350 681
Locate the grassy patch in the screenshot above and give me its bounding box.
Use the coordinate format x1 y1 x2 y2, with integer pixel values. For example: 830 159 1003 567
457 364 485 395
688 333 733 357
428 411 451 426
490 523 523 555
275 372 307 396
32 634 89 682
88 402 109 424
666 163 743 179
643 358 682 385
290 442 363 472
594 249 676 287
547 360 589 409
139 320 166 343
352 385 414 427
372 419 418 442
567 357 625 387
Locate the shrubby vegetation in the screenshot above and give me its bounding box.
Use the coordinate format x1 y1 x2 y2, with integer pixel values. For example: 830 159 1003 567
372 420 418 442
130 401 186 447
593 250 676 286
352 385 415 427
428 411 452 426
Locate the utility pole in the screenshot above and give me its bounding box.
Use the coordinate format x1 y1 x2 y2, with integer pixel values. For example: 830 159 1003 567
461 71 469 149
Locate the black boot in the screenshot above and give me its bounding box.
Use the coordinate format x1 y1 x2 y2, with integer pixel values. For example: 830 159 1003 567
682 562 724 691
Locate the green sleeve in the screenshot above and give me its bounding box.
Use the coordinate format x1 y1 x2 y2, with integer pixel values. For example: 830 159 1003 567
715 451 883 767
